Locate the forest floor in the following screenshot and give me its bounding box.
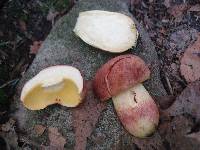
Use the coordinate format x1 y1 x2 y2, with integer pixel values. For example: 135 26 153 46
0 0 200 149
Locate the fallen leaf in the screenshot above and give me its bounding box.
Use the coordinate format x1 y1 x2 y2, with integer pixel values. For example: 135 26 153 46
149 0 154 3
30 41 43 54
72 81 106 150
186 132 200 142
164 0 171 8
18 20 27 32
154 95 176 110
166 80 200 121
158 115 200 150
180 34 200 82
130 0 141 5
34 125 46 136
159 116 188 136
132 132 164 150
48 127 66 149
166 28 198 57
1 118 15 132
168 4 188 22
0 126 18 149
163 28 198 94
188 4 200 12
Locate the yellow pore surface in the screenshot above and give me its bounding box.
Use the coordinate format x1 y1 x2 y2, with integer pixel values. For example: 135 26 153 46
23 79 81 110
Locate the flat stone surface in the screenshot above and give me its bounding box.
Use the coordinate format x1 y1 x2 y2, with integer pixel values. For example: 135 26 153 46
13 0 166 149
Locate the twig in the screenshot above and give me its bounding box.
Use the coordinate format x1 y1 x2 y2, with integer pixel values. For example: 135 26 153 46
0 79 19 88
164 73 174 95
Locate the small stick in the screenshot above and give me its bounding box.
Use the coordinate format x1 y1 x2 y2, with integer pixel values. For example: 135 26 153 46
164 73 173 95
0 79 19 88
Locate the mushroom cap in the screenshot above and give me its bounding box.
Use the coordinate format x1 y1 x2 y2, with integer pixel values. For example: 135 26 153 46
73 10 138 53
93 54 150 101
21 65 84 110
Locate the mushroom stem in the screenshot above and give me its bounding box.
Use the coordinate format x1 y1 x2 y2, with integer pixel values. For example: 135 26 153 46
112 83 159 138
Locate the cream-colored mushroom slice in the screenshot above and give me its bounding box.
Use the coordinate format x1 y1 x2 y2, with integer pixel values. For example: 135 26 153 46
74 10 138 53
21 66 84 110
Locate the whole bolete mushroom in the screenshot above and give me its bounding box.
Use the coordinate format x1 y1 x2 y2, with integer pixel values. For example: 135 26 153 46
93 54 159 138
21 66 84 110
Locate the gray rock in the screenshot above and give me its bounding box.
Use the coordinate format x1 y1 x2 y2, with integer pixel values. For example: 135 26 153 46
12 0 166 149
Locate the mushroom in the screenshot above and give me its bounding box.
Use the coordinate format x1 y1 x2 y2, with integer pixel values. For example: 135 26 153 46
73 10 138 53
93 54 159 138
21 66 84 110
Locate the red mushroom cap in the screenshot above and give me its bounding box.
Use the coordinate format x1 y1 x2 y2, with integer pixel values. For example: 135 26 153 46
93 54 150 101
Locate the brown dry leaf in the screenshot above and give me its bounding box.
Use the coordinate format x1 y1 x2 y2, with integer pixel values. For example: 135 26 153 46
168 4 188 22
186 132 200 142
132 132 165 150
18 20 27 32
166 80 200 121
34 125 46 136
154 95 175 110
1 118 15 132
164 0 171 8
130 0 141 5
0 127 18 149
188 4 200 12
180 34 200 82
48 127 66 149
72 81 106 150
159 81 200 149
30 41 43 54
149 0 154 3
158 115 200 150
113 130 165 150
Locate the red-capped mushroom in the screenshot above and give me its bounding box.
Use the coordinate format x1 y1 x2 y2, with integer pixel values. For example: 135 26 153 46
93 54 159 138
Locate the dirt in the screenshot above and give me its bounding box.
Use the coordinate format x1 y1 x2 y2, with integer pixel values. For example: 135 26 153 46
0 0 75 121
0 0 200 149
0 0 74 148
131 0 200 95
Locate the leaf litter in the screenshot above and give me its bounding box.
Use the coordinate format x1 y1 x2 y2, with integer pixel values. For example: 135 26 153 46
129 81 200 149
1 0 200 149
34 124 46 136
48 127 66 149
180 34 200 82
72 81 106 150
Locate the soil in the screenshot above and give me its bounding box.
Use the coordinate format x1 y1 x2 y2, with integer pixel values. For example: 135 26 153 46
0 0 74 121
0 0 200 149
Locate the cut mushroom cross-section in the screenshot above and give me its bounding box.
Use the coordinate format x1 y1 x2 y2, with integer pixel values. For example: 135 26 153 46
21 66 84 110
93 54 159 138
73 10 138 53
